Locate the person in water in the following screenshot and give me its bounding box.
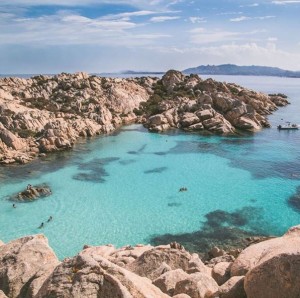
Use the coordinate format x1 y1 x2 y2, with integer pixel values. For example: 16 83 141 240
12 204 16 208
47 216 53 222
38 222 44 229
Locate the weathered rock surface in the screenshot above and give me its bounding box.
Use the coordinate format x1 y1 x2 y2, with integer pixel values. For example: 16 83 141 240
0 73 154 164
0 290 8 298
126 247 192 281
217 276 246 298
242 226 300 298
231 225 300 277
212 262 232 285
0 241 4 247
153 269 189 296
173 272 219 298
0 234 59 298
36 249 169 298
143 70 288 135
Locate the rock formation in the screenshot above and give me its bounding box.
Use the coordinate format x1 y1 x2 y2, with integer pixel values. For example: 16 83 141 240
0 73 154 164
0 70 288 164
1 225 300 297
9 184 51 202
142 70 288 134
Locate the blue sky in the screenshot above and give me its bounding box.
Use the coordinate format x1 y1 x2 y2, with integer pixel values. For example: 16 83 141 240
0 0 300 73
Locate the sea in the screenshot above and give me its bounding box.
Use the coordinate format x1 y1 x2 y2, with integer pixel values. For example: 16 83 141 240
0 74 300 259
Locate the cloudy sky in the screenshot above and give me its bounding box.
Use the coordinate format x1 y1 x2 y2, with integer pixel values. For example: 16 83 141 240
1 0 300 73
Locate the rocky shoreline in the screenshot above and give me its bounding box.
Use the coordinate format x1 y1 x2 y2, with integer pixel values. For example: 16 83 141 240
0 70 289 165
0 225 300 298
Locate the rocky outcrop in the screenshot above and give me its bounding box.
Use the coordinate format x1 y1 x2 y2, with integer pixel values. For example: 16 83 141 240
0 70 289 164
0 235 59 298
142 70 288 135
2 225 300 297
0 73 154 164
9 184 51 202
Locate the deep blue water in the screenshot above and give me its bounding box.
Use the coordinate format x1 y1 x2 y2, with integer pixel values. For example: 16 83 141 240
0 75 300 259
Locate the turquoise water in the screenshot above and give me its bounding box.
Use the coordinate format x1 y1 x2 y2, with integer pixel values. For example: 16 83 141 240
1 75 300 259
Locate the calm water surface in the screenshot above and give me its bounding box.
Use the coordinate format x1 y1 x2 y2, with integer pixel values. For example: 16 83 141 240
0 75 300 259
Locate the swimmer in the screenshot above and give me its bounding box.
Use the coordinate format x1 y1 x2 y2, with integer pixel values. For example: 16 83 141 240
13 204 16 208
38 222 44 229
47 216 53 222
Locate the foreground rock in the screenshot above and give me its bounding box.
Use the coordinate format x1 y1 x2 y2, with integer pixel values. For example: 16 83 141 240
9 184 51 202
2 226 300 297
142 70 289 134
0 235 59 298
36 250 169 298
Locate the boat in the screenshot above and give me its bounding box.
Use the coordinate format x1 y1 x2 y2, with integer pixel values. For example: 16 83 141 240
277 122 299 130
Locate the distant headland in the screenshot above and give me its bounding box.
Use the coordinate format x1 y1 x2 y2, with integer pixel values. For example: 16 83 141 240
182 64 300 78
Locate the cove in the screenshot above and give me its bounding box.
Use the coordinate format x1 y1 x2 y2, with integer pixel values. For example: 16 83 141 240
1 75 300 260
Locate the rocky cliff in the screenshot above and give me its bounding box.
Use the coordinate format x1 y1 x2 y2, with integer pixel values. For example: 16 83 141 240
1 225 300 298
0 70 288 164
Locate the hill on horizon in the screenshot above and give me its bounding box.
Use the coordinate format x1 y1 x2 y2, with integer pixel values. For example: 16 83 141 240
183 64 300 78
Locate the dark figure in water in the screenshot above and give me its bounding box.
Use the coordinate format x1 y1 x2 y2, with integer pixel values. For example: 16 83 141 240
27 184 32 190
47 216 53 222
38 222 44 229
12 204 16 208
179 187 188 192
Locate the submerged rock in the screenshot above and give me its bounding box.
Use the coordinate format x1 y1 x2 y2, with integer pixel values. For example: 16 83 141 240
8 184 52 202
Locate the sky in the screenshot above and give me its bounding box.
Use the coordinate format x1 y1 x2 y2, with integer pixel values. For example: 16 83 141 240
0 0 300 73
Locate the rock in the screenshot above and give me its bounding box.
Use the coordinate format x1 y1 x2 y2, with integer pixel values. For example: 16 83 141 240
162 70 185 92
243 227 300 298
126 247 191 281
153 269 189 296
9 184 52 202
0 234 59 298
36 251 169 298
217 276 246 298
0 290 8 298
209 246 226 258
0 124 25 151
0 241 4 247
173 294 192 298
187 254 212 276
174 272 219 298
206 255 235 268
212 262 232 285
231 225 300 276
180 113 200 128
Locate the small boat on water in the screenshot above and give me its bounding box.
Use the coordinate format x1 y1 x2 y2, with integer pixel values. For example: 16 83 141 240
277 122 299 130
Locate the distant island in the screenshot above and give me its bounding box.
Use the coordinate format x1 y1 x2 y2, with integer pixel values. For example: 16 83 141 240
183 64 300 78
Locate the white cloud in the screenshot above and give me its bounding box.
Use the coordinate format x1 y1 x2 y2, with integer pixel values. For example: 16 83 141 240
0 11 171 46
189 17 206 23
230 15 275 22
272 0 300 4
268 37 278 41
240 3 259 7
150 16 180 22
230 16 251 22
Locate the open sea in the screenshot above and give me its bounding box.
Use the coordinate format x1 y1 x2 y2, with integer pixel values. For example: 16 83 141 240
1 75 300 259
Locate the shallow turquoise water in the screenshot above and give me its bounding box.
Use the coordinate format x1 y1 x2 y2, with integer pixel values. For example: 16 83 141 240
1 75 300 259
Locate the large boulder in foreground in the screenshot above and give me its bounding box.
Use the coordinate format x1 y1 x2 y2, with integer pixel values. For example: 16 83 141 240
0 234 59 298
36 250 169 298
217 276 246 298
126 246 192 281
231 225 300 298
231 225 300 276
0 290 8 298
